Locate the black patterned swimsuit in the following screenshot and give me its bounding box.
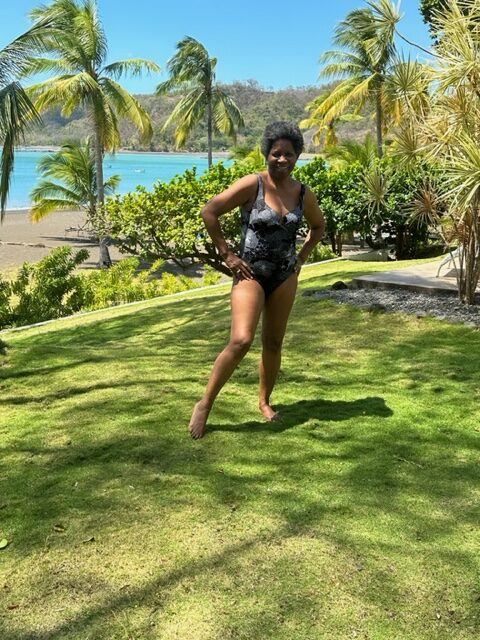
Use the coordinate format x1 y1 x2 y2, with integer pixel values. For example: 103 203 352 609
239 174 305 297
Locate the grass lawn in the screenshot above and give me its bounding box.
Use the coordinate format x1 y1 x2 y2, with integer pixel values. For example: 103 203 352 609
0 259 479 639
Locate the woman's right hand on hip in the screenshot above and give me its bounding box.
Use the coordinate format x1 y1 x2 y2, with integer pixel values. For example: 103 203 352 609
224 252 254 280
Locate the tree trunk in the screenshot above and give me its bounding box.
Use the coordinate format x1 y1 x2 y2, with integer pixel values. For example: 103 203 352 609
335 233 343 257
396 225 405 259
456 207 480 305
329 232 337 255
207 93 213 169
93 126 112 268
375 89 383 158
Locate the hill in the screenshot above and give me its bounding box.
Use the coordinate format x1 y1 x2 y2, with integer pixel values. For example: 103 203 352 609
22 81 374 152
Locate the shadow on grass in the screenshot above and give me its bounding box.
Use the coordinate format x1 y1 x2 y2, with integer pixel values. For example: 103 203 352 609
2 272 480 639
209 396 393 433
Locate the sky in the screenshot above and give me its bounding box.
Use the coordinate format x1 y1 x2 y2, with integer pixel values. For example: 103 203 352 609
1 0 432 93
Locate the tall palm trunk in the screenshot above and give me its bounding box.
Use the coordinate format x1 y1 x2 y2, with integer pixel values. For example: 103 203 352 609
206 88 213 169
375 87 383 158
93 124 111 268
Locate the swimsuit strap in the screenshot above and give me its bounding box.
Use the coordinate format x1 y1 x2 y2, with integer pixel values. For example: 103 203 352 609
256 173 265 205
299 183 306 210
256 174 305 211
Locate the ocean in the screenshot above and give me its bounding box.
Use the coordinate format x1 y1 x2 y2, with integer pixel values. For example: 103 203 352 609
6 150 232 210
6 150 310 210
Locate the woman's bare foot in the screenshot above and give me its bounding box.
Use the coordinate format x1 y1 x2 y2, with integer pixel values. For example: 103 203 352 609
188 400 211 439
259 402 282 422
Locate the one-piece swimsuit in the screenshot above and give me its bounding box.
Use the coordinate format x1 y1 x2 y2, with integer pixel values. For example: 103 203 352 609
238 174 305 297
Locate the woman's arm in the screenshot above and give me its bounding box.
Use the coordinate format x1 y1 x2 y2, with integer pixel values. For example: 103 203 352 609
295 188 326 270
201 174 258 279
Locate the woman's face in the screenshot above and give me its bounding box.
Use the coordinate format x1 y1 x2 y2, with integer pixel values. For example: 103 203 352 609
267 138 299 177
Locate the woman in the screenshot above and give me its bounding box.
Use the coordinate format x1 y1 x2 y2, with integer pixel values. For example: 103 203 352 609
189 121 325 439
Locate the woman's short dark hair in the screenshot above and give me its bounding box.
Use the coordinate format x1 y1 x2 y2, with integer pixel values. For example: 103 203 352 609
261 121 304 158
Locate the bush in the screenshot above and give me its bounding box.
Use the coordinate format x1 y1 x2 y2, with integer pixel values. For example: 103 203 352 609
201 265 222 286
0 249 216 330
1 247 90 329
295 156 438 259
99 162 254 276
305 244 337 263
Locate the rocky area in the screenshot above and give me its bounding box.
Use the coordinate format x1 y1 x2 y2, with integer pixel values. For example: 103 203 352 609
306 286 480 327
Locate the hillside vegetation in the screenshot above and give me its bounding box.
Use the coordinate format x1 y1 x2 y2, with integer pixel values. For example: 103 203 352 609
22 81 374 152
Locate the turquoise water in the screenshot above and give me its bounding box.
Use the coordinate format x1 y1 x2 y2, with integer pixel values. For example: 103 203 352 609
7 150 309 209
7 150 231 209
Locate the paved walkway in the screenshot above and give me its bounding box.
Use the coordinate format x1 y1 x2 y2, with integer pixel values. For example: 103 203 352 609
352 259 472 296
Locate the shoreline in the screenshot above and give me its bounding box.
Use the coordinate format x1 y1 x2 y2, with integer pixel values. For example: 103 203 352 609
0 209 106 273
17 147 232 157
18 146 317 159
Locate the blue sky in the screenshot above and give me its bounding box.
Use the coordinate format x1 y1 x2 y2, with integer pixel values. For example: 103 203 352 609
2 0 432 93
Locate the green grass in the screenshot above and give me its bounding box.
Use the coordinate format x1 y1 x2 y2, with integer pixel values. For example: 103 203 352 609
0 259 479 640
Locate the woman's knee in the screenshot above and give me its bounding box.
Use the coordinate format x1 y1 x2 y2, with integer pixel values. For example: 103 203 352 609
262 334 284 353
229 333 254 357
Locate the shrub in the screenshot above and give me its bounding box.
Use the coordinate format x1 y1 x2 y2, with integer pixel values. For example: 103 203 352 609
99 162 254 275
2 247 90 328
305 244 337 263
201 265 222 286
0 248 214 330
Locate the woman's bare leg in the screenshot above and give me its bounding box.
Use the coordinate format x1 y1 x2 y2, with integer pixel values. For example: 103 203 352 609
259 274 298 421
189 279 264 438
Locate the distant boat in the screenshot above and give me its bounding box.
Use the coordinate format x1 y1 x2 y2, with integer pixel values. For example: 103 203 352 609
134 169 145 173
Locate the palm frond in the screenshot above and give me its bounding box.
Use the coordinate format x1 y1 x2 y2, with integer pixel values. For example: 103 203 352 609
28 139 116 221
74 0 108 68
327 134 378 168
0 83 41 217
312 76 374 125
100 77 153 142
20 57 74 78
91 94 121 151
104 174 121 193
157 36 213 94
0 15 57 83
211 89 244 137
163 88 207 147
29 72 100 115
104 59 160 79
31 194 84 222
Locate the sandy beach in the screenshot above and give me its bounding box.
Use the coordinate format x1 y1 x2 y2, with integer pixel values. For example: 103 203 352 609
0 209 126 274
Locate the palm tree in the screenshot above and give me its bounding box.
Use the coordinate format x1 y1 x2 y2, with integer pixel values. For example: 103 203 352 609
0 17 55 219
156 36 244 167
30 140 120 223
26 0 159 266
300 92 365 151
312 0 399 157
229 143 265 170
326 134 378 169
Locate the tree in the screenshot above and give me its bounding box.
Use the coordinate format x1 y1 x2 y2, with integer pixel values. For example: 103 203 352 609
156 36 244 167
300 92 365 151
30 140 120 222
325 134 378 169
420 0 473 39
393 1 480 303
27 0 159 266
100 162 253 274
311 0 399 157
0 17 54 219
